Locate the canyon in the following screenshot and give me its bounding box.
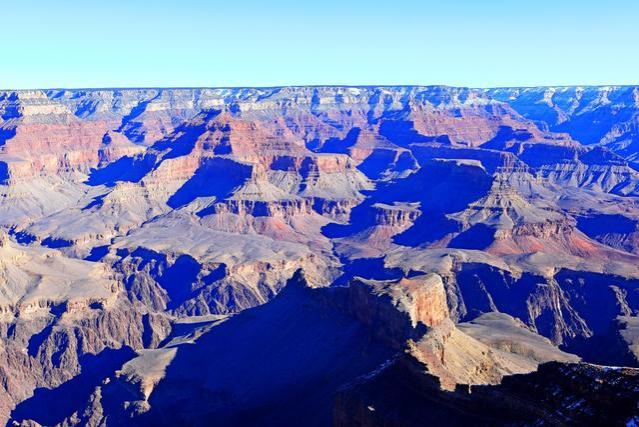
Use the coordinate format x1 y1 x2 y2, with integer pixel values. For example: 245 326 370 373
1 86 639 425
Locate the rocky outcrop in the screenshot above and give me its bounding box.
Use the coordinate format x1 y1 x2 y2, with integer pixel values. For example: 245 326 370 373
334 275 448 347
334 354 639 427
19 270 578 426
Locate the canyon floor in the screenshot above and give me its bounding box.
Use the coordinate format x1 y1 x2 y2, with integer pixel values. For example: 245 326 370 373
1 86 639 426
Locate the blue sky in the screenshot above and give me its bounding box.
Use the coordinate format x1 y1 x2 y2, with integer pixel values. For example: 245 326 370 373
2 0 638 88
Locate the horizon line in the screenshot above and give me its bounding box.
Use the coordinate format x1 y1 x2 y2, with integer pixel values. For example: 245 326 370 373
2 83 639 92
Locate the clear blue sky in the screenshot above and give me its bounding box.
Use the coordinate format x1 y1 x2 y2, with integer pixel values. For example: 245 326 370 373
2 0 638 88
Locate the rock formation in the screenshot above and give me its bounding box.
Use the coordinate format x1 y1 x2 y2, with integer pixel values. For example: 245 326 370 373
1 86 639 425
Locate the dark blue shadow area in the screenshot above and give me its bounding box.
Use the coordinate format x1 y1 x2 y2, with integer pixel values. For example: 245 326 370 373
298 157 319 193
116 94 162 143
0 161 9 184
577 214 638 237
203 263 227 284
41 236 73 249
122 121 145 143
120 96 158 128
332 257 404 286
379 120 449 147
134 273 395 427
309 127 360 153
151 109 222 160
410 145 517 174
27 324 54 357
357 149 399 180
0 127 17 147
578 146 626 166
456 264 541 322
556 270 639 361
167 157 252 209
88 109 223 187
85 245 110 262
73 99 98 118
81 194 107 211
128 247 167 271
324 158 493 247
200 118 233 155
0 92 22 147
116 248 228 311
448 223 496 250
394 151 418 171
9 347 137 426
11 231 36 244
556 106 634 146
158 254 202 310
481 126 533 149
507 144 578 169
211 128 232 155
321 190 379 238
86 154 158 187
25 303 70 356
393 214 460 247
357 149 418 180
0 93 20 118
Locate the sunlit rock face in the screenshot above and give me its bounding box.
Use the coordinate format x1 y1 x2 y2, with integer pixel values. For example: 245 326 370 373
2 86 639 425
